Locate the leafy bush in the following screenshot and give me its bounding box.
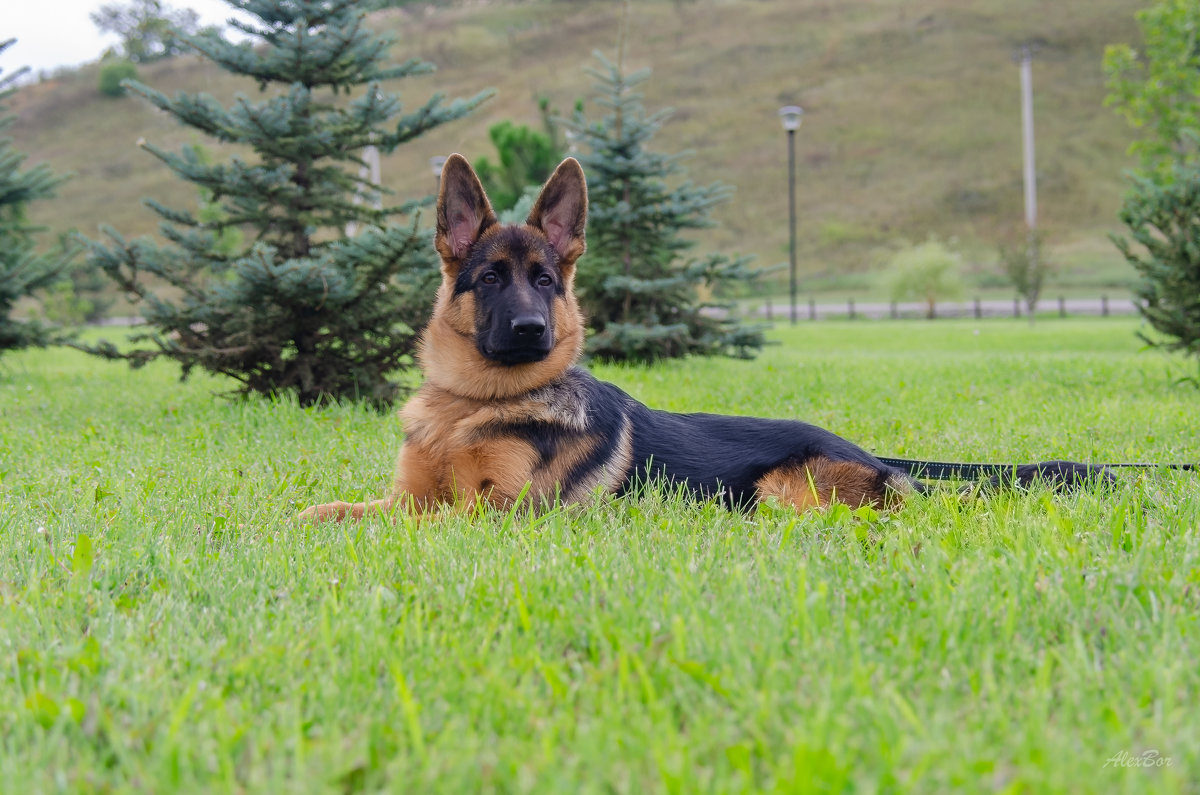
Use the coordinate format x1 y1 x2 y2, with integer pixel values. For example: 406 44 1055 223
886 237 964 319
998 230 1051 320
40 279 94 326
474 111 565 213
40 234 112 326
1104 0 1200 179
97 59 137 97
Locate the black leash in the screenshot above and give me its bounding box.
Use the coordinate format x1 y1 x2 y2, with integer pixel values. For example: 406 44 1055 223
876 456 1196 481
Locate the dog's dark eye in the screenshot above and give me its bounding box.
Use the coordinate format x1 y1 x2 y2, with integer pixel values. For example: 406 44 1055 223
480 271 499 285
536 273 553 287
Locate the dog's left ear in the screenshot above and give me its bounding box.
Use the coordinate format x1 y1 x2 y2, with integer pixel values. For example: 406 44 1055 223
526 158 588 269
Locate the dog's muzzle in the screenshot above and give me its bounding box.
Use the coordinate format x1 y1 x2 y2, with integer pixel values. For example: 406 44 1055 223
482 314 553 364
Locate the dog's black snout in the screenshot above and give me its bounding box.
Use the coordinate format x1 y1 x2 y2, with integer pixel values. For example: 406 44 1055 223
510 316 547 339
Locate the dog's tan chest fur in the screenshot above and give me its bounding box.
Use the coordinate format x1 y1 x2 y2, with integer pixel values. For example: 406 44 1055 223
395 380 628 508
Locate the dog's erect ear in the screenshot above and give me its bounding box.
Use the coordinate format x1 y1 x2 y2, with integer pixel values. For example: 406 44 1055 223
436 153 497 268
526 158 587 267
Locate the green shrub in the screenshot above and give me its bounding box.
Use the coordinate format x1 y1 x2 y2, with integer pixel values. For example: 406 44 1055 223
40 279 95 326
97 59 137 97
886 237 964 319
998 230 1051 320
474 118 563 212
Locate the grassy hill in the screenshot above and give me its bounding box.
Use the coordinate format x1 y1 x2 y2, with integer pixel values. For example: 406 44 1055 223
9 0 1149 301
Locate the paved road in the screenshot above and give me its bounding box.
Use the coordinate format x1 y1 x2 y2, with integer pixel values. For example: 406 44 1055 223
752 297 1137 321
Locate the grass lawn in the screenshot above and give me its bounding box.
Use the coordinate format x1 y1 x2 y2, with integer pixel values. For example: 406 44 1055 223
1 318 1197 793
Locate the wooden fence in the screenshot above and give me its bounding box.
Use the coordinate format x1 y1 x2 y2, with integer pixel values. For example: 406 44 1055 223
756 296 1136 321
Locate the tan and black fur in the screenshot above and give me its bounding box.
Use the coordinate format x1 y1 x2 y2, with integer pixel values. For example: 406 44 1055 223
298 155 1104 522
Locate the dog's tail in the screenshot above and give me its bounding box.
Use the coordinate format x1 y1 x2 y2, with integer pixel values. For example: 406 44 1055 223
878 458 1120 494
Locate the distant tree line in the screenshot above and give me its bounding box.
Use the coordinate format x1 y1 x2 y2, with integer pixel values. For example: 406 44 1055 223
91 0 212 64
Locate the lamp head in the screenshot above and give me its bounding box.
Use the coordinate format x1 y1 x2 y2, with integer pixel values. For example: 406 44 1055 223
778 105 804 132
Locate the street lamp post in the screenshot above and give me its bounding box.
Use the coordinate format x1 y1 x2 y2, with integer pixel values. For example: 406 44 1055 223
778 106 803 324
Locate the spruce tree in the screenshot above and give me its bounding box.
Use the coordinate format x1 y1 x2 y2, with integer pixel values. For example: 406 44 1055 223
82 1 489 406
0 39 72 353
563 51 764 362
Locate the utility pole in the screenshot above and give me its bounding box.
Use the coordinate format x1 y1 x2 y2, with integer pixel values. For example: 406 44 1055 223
1017 45 1038 276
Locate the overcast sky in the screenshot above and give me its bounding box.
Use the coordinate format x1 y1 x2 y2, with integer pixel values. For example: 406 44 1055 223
2 0 250 78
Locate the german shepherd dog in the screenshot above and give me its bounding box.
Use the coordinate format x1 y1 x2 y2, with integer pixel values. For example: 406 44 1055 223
299 155 1106 522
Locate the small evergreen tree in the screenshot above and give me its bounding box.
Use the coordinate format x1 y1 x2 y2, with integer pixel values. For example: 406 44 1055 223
0 39 73 353
81 1 489 406
562 51 764 362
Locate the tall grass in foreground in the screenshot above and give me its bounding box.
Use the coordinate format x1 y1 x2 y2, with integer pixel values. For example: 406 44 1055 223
1 319 1196 793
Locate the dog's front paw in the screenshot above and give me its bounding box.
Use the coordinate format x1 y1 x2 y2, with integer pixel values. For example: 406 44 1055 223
296 502 349 523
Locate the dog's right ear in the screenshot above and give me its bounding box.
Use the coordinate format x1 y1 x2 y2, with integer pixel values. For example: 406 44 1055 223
435 153 497 273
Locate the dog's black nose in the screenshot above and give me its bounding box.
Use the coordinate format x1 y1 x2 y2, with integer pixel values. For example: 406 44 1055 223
510 316 546 339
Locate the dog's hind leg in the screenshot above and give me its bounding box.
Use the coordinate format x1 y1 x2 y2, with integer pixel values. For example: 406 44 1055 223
755 457 914 512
